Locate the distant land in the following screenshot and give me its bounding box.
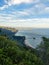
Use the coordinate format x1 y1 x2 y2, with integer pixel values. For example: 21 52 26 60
0 26 34 31
0 26 18 32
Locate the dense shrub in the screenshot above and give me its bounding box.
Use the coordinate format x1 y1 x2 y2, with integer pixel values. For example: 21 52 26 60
0 35 43 65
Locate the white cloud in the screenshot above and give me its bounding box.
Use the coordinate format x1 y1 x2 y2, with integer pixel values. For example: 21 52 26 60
0 14 49 28
0 0 39 10
5 0 32 5
35 3 46 9
18 3 46 16
17 11 29 15
0 5 8 10
0 0 49 19
32 3 46 14
45 7 49 13
5 0 39 6
37 6 49 14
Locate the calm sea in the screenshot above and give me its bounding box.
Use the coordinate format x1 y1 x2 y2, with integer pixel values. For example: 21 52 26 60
15 28 49 48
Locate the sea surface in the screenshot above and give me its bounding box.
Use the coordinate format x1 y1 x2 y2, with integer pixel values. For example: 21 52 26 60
15 28 49 48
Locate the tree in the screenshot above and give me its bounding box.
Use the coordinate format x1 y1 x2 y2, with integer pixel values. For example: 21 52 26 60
37 37 49 65
0 35 43 65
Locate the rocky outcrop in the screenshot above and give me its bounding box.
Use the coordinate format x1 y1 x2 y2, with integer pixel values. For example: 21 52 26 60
0 28 26 47
13 36 26 47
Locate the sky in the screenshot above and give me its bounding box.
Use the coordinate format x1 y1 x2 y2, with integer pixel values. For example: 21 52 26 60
0 0 49 28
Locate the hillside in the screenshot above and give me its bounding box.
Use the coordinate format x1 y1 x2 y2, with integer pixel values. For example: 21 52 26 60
0 35 43 65
0 26 18 32
0 28 49 65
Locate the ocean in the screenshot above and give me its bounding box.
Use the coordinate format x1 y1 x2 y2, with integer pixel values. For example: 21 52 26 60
15 28 49 48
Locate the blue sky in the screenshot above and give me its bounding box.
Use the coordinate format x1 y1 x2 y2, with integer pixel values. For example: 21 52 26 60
0 0 49 28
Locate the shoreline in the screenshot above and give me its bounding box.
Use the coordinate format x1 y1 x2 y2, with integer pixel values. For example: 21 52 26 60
0 26 18 32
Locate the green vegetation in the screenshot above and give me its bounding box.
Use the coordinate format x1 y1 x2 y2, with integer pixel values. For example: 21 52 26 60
0 35 43 65
37 37 49 65
0 28 49 65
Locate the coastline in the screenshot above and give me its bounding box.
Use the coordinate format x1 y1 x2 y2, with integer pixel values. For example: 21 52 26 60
0 26 18 33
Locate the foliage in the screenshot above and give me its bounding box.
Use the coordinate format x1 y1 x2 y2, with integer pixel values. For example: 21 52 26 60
0 35 43 65
37 37 49 65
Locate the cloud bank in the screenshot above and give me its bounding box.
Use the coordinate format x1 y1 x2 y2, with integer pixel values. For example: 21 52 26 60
0 0 49 28
5 0 32 5
5 0 39 5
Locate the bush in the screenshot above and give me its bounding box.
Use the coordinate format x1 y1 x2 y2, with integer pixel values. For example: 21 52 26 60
0 35 43 65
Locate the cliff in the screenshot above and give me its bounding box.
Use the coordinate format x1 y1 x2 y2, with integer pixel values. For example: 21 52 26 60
0 28 26 47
